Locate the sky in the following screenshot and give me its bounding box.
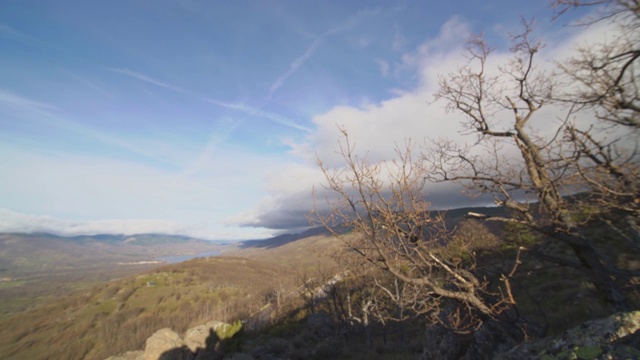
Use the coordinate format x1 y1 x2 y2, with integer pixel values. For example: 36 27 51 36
0 1 604 240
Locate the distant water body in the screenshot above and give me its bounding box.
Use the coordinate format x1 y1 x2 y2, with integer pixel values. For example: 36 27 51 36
155 251 220 264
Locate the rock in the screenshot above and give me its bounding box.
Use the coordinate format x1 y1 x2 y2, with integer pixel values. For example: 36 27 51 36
105 350 144 360
184 321 226 353
421 319 522 360
104 321 244 360
495 311 640 359
144 328 187 360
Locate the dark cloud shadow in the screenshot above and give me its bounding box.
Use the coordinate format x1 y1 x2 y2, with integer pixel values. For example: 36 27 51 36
239 226 330 249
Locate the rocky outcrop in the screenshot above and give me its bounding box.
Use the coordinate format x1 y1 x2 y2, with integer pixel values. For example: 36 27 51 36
421 319 521 360
145 328 188 360
421 311 640 360
105 321 251 360
184 321 227 353
495 311 640 359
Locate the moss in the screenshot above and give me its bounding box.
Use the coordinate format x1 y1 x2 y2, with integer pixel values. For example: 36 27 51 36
214 320 243 354
540 345 603 360
574 346 603 359
215 320 243 340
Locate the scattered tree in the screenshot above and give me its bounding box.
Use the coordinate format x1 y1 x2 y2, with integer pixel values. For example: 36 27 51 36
313 131 518 334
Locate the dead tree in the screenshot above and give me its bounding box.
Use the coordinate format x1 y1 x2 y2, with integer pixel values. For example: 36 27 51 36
429 16 637 310
313 132 514 333
552 0 640 246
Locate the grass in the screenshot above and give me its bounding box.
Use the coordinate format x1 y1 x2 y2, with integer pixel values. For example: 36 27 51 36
0 255 308 360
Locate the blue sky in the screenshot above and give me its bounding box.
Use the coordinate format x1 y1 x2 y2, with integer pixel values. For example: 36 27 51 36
0 1 598 239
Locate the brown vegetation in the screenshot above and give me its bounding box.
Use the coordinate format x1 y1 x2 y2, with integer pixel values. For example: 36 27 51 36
0 256 304 360
308 0 639 356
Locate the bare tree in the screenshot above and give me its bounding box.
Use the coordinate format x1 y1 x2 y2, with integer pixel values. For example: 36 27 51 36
329 243 439 342
429 11 638 311
313 130 516 333
552 0 640 245
312 4 636 355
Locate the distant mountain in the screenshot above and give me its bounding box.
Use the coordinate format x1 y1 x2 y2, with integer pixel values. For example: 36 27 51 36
21 232 212 245
237 205 507 250
0 232 225 272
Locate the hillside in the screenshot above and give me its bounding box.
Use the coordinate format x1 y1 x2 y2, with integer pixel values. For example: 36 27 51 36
0 256 294 359
0 233 225 315
0 230 341 360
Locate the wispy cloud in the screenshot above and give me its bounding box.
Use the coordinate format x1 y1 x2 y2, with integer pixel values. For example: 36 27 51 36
205 98 312 132
375 59 390 77
0 24 43 47
181 117 243 177
108 68 190 94
65 71 116 99
109 68 312 133
0 90 57 111
0 88 172 164
269 39 322 97
268 8 379 98
392 27 407 51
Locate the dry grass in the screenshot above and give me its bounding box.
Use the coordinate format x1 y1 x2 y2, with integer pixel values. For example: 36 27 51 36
0 255 307 360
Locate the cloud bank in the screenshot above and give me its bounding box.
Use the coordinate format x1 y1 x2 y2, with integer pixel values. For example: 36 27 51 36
228 16 617 232
0 208 245 240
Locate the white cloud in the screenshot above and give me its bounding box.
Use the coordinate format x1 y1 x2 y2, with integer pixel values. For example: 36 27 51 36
0 145 279 239
225 163 326 231
234 15 624 231
229 18 474 231
0 208 268 240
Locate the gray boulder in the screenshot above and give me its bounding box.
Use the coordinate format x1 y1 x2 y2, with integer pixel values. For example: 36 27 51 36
495 310 640 359
144 328 187 360
184 321 226 353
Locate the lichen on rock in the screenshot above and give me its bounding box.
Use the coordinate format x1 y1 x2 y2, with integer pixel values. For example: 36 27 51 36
496 311 640 360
